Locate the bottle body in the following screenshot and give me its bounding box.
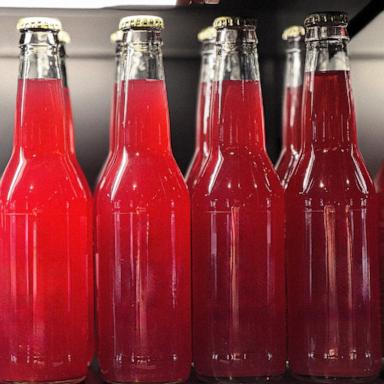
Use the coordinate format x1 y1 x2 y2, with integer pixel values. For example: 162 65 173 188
192 55 286 378
0 76 93 381
95 23 191 383
286 61 381 379
374 165 384 356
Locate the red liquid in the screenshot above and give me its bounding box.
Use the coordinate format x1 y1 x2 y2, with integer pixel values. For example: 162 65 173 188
275 85 302 187
0 79 93 382
95 79 191 383
286 71 381 379
185 81 210 189
375 163 384 354
64 87 93 194
63 87 94 362
192 80 286 379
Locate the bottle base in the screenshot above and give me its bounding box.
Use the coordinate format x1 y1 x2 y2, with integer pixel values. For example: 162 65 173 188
195 373 284 383
1 377 85 384
102 378 185 384
290 372 379 384
103 380 185 384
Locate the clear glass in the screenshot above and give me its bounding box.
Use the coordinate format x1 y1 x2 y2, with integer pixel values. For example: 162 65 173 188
185 39 215 190
95 28 191 384
275 36 304 188
191 25 286 382
95 41 124 186
286 24 381 382
0 30 93 382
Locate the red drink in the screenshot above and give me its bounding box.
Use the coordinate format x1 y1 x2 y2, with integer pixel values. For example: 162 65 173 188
375 162 384 355
59 33 94 362
286 12 381 381
275 26 304 187
63 87 92 194
192 17 285 381
0 19 93 383
185 27 216 189
95 16 191 384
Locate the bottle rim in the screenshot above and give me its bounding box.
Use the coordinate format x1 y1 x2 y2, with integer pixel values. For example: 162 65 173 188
119 15 164 31
110 30 124 44
197 26 216 42
58 30 71 44
282 25 305 41
213 16 257 29
304 11 348 28
17 17 62 32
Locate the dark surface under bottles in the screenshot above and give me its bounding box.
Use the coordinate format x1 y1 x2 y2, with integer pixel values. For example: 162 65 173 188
83 366 384 384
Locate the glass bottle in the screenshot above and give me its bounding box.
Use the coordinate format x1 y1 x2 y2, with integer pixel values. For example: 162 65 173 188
185 26 216 190
375 158 384 356
286 12 381 381
96 30 124 186
95 15 191 383
58 29 94 363
192 16 286 381
58 30 92 192
275 25 305 188
0 17 93 382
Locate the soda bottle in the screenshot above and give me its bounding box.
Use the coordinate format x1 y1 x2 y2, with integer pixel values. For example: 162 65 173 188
58 29 94 364
96 30 124 186
374 148 384 357
275 25 304 188
286 11 381 381
0 17 93 382
185 26 216 190
95 15 191 383
192 16 286 381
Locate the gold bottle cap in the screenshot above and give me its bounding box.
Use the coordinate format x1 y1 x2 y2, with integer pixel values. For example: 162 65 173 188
213 16 257 29
282 25 305 40
119 15 164 31
58 30 71 44
17 17 62 31
197 26 216 42
110 30 124 44
304 11 348 27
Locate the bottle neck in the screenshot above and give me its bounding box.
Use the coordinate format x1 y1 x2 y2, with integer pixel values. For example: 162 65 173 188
120 29 164 81
196 40 215 153
302 28 356 151
59 44 68 88
116 29 170 151
282 38 304 152
211 27 265 152
108 43 124 153
15 30 68 156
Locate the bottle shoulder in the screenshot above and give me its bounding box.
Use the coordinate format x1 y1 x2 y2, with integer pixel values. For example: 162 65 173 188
192 150 283 203
287 148 376 199
95 150 189 206
0 153 91 207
